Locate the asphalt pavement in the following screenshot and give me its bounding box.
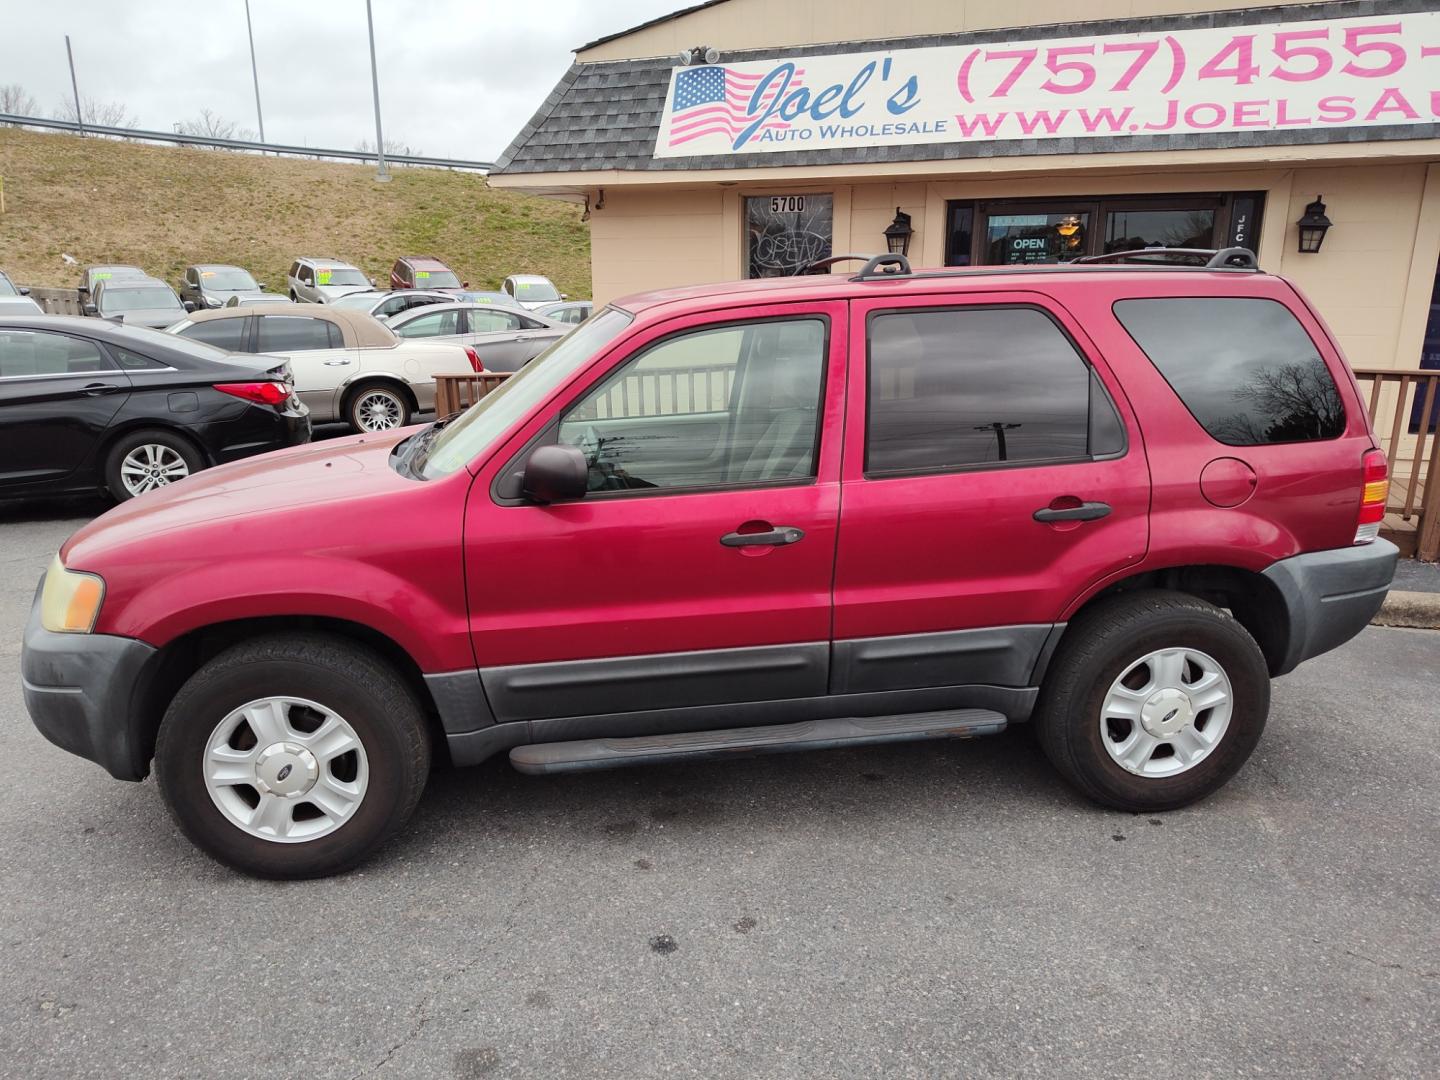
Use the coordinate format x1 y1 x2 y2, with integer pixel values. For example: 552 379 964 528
1 500 1436 1079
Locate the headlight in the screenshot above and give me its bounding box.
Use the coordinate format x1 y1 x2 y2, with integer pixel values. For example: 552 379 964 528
40 555 105 634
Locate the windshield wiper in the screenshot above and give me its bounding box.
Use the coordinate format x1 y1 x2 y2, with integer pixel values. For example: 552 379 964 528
396 415 457 478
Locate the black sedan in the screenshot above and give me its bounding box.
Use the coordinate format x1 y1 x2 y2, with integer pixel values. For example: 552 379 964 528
0 316 311 502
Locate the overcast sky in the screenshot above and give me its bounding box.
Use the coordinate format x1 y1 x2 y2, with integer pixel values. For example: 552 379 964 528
0 0 689 161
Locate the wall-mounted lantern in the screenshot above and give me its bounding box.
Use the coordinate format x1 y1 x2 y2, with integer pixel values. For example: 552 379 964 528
1296 196 1333 254
885 208 913 256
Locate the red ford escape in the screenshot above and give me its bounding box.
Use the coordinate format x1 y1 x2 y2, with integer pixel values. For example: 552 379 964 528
23 249 1398 878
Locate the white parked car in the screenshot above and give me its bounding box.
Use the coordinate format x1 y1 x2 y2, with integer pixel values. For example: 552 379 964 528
327 289 458 321
286 258 374 304
384 301 570 373
165 304 482 432
500 273 565 310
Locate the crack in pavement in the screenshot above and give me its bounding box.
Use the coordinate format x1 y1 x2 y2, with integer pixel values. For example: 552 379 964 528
347 848 553 1079
1344 949 1439 980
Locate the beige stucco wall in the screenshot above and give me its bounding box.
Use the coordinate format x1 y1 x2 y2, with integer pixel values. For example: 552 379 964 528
579 0 1267 61
586 161 1440 372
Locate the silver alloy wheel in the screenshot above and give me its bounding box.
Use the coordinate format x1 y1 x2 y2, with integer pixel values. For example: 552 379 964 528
202 696 370 844
354 389 403 431
119 443 190 497
1100 647 1233 778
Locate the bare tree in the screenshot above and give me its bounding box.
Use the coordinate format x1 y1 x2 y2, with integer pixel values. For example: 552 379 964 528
1212 358 1345 445
173 109 257 144
0 83 39 123
54 95 138 130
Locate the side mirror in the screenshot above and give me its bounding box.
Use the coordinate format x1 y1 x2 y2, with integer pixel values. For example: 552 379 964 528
462 281 470 289
183 300 197 312
258 283 267 291
369 277 377 287
83 302 98 316
522 444 588 504
19 286 30 296
561 293 569 300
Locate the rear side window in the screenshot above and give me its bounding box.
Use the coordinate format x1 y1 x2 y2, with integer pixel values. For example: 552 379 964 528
866 306 1114 475
1114 297 1344 445
257 316 339 352
0 330 112 377
179 319 248 351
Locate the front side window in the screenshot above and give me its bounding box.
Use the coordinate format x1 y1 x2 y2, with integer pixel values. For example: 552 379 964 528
1115 298 1344 445
395 310 460 338
866 307 1099 475
256 316 338 352
557 318 826 493
466 309 521 334
0 331 111 377
298 266 313 285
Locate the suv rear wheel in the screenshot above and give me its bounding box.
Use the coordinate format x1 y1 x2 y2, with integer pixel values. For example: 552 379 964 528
1034 590 1269 812
154 634 430 878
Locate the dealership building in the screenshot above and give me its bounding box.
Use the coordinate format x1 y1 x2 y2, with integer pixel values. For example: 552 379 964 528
491 0 1440 375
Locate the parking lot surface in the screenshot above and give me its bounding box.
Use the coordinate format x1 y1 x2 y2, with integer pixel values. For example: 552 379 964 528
1 500 1436 1079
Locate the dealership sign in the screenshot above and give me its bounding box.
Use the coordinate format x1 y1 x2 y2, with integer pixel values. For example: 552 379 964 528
653 12 1440 157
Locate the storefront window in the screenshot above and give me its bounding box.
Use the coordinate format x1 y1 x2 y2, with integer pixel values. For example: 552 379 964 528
944 204 974 267
1104 209 1216 254
985 212 1090 265
746 195 833 278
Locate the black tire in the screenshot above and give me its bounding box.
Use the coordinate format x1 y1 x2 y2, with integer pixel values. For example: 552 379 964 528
154 634 431 879
103 428 205 503
346 382 412 433
1033 590 1270 812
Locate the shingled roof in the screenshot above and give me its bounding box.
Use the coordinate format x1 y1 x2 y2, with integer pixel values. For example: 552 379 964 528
492 0 1440 177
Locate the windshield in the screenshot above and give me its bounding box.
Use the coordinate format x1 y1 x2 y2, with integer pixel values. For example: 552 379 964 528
316 268 369 287
413 270 462 289
0 273 16 296
419 307 632 479
200 267 259 291
511 279 561 301
100 287 183 313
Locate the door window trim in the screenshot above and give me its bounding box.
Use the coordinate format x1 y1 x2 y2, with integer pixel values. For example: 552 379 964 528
491 312 833 506
862 302 1127 480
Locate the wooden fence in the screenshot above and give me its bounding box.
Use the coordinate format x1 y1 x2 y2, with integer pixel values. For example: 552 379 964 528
434 373 512 419
435 364 738 423
1353 368 1440 562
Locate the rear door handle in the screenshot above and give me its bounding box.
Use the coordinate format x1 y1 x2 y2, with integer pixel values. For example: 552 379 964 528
720 526 805 548
323 359 352 367
78 382 122 396
1033 501 1112 523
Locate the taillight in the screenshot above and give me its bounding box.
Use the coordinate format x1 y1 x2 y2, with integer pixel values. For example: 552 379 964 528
464 346 484 373
1355 448 1388 544
215 381 291 407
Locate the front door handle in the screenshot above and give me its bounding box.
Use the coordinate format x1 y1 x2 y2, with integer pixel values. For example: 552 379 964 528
1033 501 1112 523
323 359 352 367
78 382 122 396
720 526 805 548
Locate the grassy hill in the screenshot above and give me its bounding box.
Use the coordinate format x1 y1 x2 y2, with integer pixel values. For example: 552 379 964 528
0 127 590 296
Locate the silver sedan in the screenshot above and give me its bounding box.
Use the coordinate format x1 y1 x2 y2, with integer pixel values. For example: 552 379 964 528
384 301 570 372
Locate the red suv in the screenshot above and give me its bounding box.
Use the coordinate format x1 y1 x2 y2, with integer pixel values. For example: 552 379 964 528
23 249 1398 878
389 256 467 294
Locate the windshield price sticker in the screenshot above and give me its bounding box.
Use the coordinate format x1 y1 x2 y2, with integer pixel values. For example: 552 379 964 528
317 270 333 285
416 270 430 279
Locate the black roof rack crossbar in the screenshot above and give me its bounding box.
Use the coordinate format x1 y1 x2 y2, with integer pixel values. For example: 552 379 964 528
793 254 877 276
852 254 912 280
1072 246 1259 270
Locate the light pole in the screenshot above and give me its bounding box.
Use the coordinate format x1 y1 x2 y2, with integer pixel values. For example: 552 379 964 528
364 0 389 181
243 0 266 144
65 35 83 136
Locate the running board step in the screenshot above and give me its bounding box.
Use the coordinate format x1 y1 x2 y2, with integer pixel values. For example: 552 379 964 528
508 710 1007 775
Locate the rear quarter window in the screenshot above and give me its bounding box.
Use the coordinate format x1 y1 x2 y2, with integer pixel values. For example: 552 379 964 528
1114 297 1344 445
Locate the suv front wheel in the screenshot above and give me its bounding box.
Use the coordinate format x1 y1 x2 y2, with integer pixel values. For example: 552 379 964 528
155 634 431 878
1034 590 1270 812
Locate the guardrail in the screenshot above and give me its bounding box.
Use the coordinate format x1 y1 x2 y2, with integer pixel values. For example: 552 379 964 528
0 113 495 172
27 287 84 315
1353 368 1439 561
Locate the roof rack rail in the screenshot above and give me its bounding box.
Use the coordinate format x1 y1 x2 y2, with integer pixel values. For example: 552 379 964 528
1073 246 1259 270
851 254 912 280
792 254 876 276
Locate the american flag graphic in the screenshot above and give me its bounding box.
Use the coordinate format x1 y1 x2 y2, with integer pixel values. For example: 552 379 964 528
667 65 806 148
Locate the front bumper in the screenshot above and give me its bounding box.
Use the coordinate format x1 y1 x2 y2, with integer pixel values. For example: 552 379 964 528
1262 539 1399 675
21 582 156 780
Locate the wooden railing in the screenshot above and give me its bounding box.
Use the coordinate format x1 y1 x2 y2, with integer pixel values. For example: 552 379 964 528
434 372 512 419
1353 368 1440 561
